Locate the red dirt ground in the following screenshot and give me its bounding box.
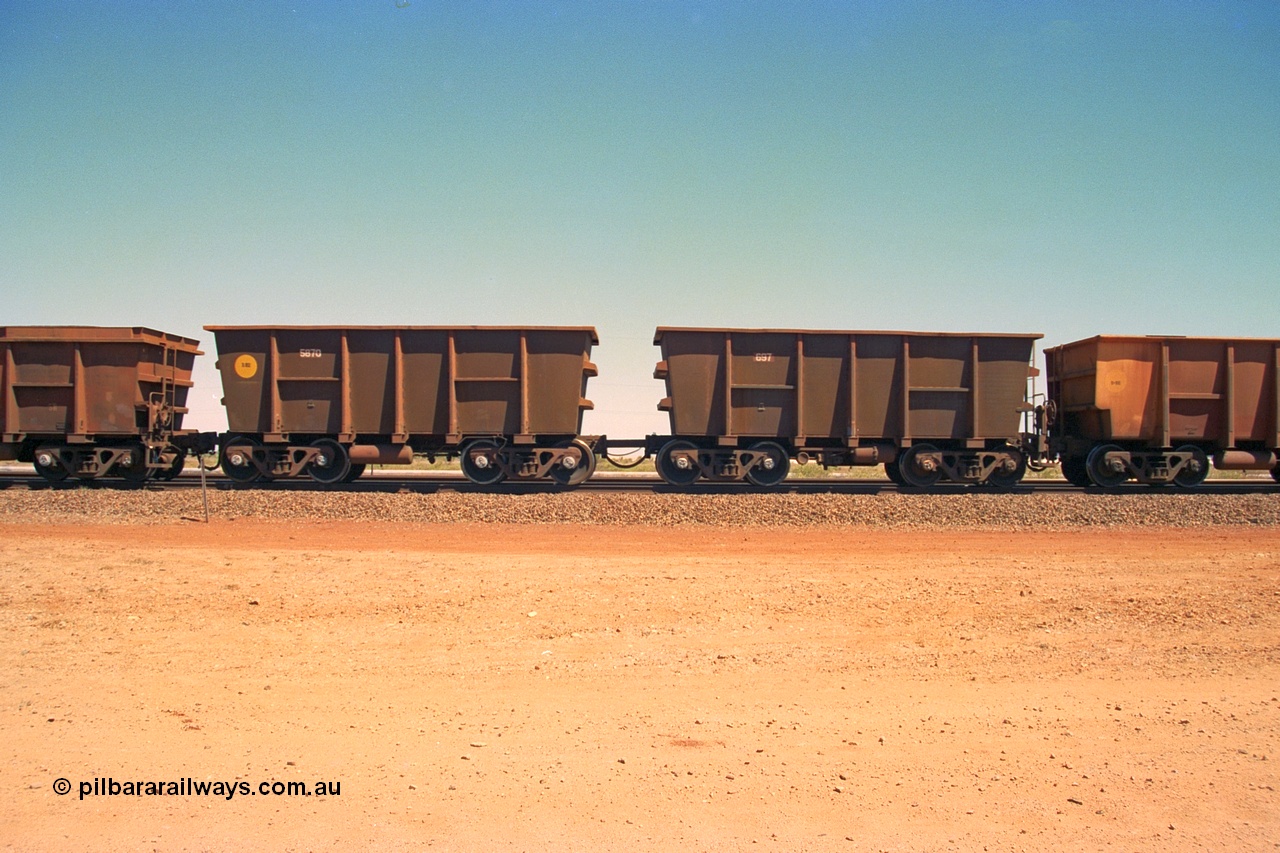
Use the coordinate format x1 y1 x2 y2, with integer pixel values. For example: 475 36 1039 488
2 522 1278 851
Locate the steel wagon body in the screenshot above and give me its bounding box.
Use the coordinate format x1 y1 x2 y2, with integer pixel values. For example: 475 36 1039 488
1046 335 1280 487
206 325 598 485
0 326 202 481
650 327 1041 487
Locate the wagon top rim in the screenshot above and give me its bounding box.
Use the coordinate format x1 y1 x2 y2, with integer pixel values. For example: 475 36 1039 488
1045 334 1280 351
653 327 1044 343
204 325 599 344
0 326 202 349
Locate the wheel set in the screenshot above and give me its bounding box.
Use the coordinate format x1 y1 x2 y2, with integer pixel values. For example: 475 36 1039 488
654 440 791 487
30 442 183 485
883 445 1028 489
1074 443 1214 489
459 438 598 487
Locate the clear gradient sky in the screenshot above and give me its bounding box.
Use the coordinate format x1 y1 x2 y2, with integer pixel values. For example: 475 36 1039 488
2 2 1277 435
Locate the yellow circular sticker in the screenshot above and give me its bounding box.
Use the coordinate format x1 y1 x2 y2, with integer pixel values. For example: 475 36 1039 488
234 354 259 379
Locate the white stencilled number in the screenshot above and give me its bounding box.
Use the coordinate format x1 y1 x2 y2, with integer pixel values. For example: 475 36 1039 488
299 348 323 358
754 353 773 363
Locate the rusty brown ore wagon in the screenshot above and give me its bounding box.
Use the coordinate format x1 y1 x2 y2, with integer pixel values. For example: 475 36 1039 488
0 326 202 482
647 327 1042 487
1047 335 1280 488
206 325 598 486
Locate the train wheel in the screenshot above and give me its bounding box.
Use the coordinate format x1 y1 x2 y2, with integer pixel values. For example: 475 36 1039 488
1172 445 1209 489
221 435 264 484
1273 462 1280 484
1086 444 1128 488
33 445 69 483
656 440 701 486
549 439 596 488
1060 454 1092 487
985 450 1027 489
342 463 367 483
154 445 186 481
898 444 942 488
115 443 151 484
306 438 351 484
883 459 904 485
460 439 506 485
745 441 790 487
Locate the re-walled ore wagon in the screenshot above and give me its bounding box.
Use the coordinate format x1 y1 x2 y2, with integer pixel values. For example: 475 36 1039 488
0 326 203 482
648 327 1042 487
206 325 598 486
1047 335 1280 487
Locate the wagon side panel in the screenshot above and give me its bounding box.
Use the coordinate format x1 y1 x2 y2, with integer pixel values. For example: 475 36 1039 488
904 335 972 440
342 329 392 436
797 333 847 441
1164 339 1227 444
975 336 1038 440
524 329 596 437
452 329 521 436
1092 339 1161 441
727 331 796 438
5 340 76 435
852 334 904 440
79 340 151 434
211 329 273 435
659 330 725 437
399 330 450 438
1231 340 1277 445
275 329 344 435
1047 340 1101 441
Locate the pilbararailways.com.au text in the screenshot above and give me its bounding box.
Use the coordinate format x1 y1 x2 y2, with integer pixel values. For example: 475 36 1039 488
60 777 341 801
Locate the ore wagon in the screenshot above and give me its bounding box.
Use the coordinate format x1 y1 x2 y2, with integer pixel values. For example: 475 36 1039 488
1046 335 1280 487
205 325 598 486
0 326 203 482
649 327 1041 487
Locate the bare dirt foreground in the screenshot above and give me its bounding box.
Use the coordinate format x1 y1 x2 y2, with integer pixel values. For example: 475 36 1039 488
2 520 1278 852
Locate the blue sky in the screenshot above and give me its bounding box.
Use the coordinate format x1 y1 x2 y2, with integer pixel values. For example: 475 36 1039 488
2 2 1277 434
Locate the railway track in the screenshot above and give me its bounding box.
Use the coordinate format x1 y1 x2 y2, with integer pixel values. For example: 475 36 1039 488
0 469 1276 496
